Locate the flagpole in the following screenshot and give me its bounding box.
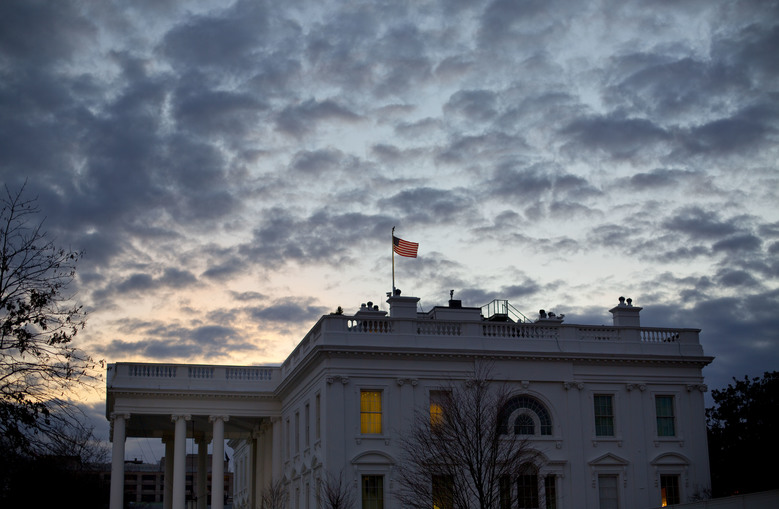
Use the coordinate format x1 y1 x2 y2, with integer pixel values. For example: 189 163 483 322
391 226 396 295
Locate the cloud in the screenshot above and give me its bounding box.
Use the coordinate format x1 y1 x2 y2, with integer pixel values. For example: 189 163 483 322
276 99 362 137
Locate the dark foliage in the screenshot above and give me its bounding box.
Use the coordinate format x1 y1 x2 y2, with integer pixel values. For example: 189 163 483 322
0 182 100 454
706 371 779 497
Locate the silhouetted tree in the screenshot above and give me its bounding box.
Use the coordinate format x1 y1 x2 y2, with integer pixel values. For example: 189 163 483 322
706 371 779 497
317 469 354 509
397 364 539 509
0 183 99 454
261 478 288 509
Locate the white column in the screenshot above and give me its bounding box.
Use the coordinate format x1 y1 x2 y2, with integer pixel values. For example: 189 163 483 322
109 413 130 509
197 437 208 509
163 436 174 509
271 417 282 482
172 414 190 509
210 415 229 509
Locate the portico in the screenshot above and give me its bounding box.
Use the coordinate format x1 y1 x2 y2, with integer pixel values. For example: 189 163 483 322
106 363 283 509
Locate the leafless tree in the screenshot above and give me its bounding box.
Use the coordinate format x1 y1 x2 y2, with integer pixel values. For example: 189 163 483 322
317 469 355 509
396 364 539 509
261 478 288 509
0 183 100 454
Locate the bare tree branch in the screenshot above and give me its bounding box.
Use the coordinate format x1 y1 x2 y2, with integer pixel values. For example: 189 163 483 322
0 182 101 454
397 363 539 509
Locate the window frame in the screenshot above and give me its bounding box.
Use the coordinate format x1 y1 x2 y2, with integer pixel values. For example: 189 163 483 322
361 475 384 509
360 389 383 435
597 474 620 509
655 395 676 437
594 394 615 437
660 474 681 506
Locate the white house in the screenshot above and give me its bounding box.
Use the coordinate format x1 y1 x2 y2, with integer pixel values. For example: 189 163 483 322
106 292 712 509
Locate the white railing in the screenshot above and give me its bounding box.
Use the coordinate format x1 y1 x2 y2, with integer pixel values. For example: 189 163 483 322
640 328 681 343
482 323 559 339
578 327 621 341
417 321 462 336
346 319 393 333
226 367 274 381
188 366 214 378
129 365 177 377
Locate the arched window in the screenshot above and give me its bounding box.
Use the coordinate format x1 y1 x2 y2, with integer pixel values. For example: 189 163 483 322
514 414 535 435
498 395 553 436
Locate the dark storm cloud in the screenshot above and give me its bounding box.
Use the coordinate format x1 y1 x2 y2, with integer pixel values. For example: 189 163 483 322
561 115 670 159
662 207 744 240
377 187 477 224
248 299 328 324
93 268 198 300
444 90 499 122
436 132 528 165
159 0 289 72
172 81 268 138
623 168 702 191
276 99 362 137
0 0 95 67
478 0 561 47
235 208 395 270
290 148 351 174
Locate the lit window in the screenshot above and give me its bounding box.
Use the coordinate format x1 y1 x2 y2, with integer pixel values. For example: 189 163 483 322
598 475 619 509
432 475 453 509
660 475 680 506
362 475 383 509
594 395 615 437
430 390 449 429
655 396 676 437
361 390 382 434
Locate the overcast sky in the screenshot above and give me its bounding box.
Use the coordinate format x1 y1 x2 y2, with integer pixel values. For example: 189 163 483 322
1 0 777 459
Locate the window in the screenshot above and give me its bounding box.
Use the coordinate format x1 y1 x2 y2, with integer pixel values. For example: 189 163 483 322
361 390 382 434
432 475 453 509
295 411 300 454
598 475 619 509
362 475 383 509
515 414 535 435
499 476 512 509
517 464 539 509
286 418 290 458
544 475 556 509
305 403 311 447
315 393 321 440
655 396 676 437
499 395 553 435
430 390 449 429
594 395 615 436
660 475 680 506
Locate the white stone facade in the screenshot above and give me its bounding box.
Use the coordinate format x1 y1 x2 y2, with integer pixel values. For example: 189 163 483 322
106 294 712 509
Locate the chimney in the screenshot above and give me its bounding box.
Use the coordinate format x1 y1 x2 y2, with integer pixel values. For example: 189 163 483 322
386 292 420 318
609 296 642 327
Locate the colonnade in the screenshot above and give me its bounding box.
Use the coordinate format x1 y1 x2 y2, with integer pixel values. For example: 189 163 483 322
109 413 232 509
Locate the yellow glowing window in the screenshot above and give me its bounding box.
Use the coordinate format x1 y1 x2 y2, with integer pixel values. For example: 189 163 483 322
430 390 449 428
361 390 382 434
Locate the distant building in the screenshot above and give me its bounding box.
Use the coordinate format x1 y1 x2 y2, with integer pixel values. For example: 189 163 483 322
118 455 232 507
106 293 713 509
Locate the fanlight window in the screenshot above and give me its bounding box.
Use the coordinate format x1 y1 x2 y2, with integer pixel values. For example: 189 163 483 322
499 395 553 436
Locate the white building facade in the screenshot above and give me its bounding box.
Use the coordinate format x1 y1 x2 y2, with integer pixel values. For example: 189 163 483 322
106 294 712 509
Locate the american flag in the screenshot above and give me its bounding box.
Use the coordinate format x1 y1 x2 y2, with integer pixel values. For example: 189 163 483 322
393 235 419 258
